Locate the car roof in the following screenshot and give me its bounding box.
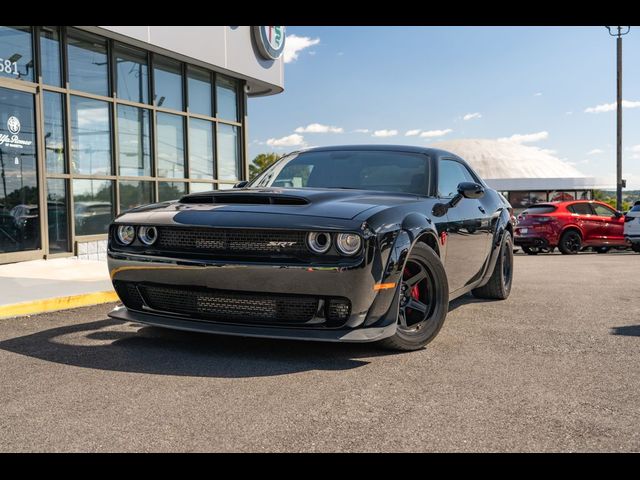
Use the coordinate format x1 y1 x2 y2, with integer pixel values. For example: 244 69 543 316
292 144 462 158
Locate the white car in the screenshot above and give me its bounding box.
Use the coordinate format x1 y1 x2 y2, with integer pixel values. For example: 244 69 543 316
624 201 640 253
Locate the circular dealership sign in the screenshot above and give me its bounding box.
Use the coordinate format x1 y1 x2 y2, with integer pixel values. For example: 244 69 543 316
253 26 286 60
7 116 20 134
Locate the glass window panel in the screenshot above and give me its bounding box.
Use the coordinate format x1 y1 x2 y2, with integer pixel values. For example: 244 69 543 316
70 96 112 175
43 91 66 174
548 191 575 202
156 112 184 178
46 179 69 253
115 45 148 104
217 124 239 181
190 182 214 193
189 119 214 179
188 67 212 116
67 30 108 97
0 26 33 82
73 179 114 236
158 181 186 202
153 57 183 111
438 159 475 198
40 26 61 86
0 87 39 253
217 183 234 190
119 180 154 213
529 191 547 205
216 76 238 121
117 105 151 177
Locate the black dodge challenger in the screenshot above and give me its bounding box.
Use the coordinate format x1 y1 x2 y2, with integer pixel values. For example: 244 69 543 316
108 145 513 350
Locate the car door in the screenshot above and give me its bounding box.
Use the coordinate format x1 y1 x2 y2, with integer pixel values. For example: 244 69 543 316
590 202 625 244
437 157 492 293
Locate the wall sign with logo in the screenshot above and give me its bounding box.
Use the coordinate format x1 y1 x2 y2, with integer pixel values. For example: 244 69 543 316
0 115 33 149
253 26 286 60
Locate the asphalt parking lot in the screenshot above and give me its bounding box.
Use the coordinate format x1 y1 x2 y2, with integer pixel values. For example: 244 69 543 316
1 252 639 452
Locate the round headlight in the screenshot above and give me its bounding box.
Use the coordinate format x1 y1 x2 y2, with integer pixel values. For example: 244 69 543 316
307 232 331 254
336 233 362 256
138 226 158 245
116 225 136 245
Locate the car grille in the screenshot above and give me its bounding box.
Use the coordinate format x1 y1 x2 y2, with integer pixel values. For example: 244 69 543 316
155 227 308 257
113 282 352 327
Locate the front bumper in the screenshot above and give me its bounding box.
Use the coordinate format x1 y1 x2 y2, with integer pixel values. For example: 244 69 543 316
625 234 640 245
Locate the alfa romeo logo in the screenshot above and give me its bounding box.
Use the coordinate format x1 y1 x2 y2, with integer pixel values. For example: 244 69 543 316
7 116 20 135
253 26 286 60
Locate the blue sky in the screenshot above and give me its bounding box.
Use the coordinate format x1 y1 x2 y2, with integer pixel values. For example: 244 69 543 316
248 26 640 189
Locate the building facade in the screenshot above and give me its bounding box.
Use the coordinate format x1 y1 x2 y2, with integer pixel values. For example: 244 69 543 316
0 26 284 264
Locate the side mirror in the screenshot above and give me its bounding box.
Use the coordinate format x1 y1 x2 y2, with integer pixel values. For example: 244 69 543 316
458 182 485 199
233 181 249 189
614 210 623 218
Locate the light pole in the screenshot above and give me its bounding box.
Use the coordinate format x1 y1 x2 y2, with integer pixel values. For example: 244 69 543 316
606 26 630 211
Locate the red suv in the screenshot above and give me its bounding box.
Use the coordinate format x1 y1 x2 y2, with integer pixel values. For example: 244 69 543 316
514 200 626 255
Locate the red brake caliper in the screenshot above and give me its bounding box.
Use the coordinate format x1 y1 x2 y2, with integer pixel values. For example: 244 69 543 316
403 267 421 303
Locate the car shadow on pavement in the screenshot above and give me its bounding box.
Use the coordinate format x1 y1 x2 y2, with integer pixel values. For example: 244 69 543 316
610 325 640 337
447 293 498 312
0 318 401 378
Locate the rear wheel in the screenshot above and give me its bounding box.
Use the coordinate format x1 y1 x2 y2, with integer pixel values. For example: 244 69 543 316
472 231 513 300
377 243 448 352
558 230 582 255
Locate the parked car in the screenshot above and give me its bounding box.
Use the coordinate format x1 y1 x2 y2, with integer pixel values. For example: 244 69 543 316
624 201 640 253
107 145 514 351
514 200 626 255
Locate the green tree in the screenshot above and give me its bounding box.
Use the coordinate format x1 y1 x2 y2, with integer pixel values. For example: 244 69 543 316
249 153 281 180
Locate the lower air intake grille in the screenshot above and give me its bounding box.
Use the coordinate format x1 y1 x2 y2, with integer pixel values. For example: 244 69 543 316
113 281 144 310
138 284 319 324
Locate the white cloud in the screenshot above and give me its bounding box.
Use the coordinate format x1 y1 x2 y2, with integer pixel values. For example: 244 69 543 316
463 112 482 121
629 145 640 153
283 34 320 63
372 129 398 138
587 148 604 155
353 128 369 133
294 123 343 134
540 148 557 155
266 134 305 148
405 129 421 136
497 131 549 144
534 92 543 96
584 100 640 113
419 129 453 138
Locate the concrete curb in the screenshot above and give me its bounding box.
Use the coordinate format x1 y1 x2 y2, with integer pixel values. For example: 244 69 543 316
0 291 119 319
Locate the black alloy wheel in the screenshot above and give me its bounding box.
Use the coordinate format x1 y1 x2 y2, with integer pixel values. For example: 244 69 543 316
559 230 582 255
397 259 435 334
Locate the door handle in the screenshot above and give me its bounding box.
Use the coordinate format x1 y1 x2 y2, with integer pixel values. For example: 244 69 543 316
478 206 486 214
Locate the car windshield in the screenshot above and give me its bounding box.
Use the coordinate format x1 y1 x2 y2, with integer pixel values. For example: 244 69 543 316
248 150 430 195
521 205 557 215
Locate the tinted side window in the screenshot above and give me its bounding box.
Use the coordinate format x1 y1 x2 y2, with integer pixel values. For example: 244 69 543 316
592 203 616 216
438 159 475 198
567 203 592 215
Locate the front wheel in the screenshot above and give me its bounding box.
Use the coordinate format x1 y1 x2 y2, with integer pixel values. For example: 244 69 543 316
632 244 640 253
558 230 582 255
377 243 449 352
472 231 513 300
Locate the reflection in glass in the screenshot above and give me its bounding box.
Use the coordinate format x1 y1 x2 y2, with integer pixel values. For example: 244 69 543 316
153 57 183 111
115 45 148 104
216 76 238 121
0 26 33 82
189 119 214 179
46 179 68 253
40 26 62 86
156 113 184 178
43 92 66 174
67 30 108 96
0 87 39 253
190 183 214 193
158 182 186 202
73 179 114 236
188 67 212 116
117 105 151 176
217 183 234 190
119 180 153 213
70 96 112 175
217 124 239 181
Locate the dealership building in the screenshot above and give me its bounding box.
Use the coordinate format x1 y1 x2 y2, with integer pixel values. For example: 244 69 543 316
0 25 284 264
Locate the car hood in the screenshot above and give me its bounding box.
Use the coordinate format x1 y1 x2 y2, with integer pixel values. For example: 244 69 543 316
116 188 423 227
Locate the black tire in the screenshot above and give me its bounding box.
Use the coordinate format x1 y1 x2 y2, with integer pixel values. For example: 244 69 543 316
377 243 449 352
522 246 538 255
595 246 610 254
632 244 640 253
558 230 582 255
472 231 514 300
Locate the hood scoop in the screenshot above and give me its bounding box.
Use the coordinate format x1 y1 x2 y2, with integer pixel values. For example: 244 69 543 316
179 193 309 206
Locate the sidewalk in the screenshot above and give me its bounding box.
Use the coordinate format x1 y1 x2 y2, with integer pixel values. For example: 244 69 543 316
0 258 117 319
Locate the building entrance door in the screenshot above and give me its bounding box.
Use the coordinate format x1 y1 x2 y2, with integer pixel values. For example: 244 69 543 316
0 84 43 263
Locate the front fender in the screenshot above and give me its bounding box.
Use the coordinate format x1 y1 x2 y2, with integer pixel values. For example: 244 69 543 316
478 208 512 287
